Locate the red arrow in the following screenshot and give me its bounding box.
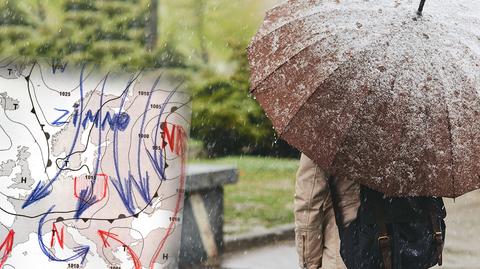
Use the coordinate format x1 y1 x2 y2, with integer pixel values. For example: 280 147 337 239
0 230 14 268
97 230 141 269
149 129 187 269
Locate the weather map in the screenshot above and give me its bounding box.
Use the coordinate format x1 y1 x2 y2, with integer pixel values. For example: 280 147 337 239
0 58 191 269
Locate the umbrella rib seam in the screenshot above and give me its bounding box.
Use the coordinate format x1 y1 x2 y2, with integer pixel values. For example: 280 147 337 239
326 80 384 172
437 60 457 198
250 38 333 92
278 37 390 138
252 8 330 43
324 24 426 194
444 105 456 198
249 5 412 90
278 65 341 138
439 44 469 198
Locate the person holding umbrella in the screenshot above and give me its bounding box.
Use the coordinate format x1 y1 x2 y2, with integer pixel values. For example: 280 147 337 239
248 0 480 268
295 152 446 269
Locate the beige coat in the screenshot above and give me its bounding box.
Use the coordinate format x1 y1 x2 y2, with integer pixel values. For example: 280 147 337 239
294 153 361 269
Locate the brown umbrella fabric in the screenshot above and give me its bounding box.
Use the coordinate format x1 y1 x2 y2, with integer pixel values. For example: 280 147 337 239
248 0 480 197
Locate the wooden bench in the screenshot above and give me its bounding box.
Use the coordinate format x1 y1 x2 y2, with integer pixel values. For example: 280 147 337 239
179 164 239 267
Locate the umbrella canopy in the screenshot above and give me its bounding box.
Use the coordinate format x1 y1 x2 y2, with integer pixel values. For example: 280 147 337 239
248 0 480 197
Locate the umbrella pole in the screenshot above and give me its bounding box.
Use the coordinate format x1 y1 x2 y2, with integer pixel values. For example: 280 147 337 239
417 0 427 16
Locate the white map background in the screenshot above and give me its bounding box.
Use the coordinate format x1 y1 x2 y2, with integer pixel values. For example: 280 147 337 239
0 58 191 269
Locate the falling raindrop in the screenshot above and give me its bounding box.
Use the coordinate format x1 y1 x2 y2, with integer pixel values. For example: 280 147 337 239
271 132 279 147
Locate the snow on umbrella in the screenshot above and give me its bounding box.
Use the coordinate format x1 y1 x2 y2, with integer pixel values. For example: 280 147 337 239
248 0 480 197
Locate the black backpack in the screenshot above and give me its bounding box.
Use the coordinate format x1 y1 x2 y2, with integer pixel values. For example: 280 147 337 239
334 186 446 269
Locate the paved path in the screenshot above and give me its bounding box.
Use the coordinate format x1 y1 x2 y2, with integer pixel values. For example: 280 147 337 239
221 240 297 269
440 190 480 269
220 190 480 269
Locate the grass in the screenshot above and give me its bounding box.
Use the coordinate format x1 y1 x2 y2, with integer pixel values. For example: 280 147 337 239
189 155 299 235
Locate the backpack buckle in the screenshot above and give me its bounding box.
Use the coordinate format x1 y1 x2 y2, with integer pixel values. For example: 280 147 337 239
378 235 390 248
433 231 444 265
433 231 443 243
378 235 392 269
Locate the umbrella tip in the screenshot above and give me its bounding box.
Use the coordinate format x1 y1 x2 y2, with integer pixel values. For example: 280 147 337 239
417 0 427 16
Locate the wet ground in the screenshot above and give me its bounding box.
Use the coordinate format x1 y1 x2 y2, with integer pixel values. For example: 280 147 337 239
219 190 480 269
440 190 480 269
221 240 296 269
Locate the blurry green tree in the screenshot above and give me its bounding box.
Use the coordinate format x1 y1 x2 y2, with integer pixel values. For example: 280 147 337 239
0 0 36 56
0 0 185 69
190 41 298 157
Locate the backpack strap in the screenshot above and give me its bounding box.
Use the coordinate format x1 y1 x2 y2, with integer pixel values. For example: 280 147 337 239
367 188 392 269
426 200 444 266
377 222 392 269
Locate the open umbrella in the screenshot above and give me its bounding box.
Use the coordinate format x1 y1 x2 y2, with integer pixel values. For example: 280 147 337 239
248 0 480 197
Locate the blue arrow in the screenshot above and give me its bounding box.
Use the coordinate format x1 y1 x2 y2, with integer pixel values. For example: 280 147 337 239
145 82 178 182
74 187 98 219
110 176 136 215
112 76 133 192
38 207 90 263
22 181 52 208
152 86 177 172
136 75 161 195
93 74 107 178
110 75 136 214
73 74 108 219
111 171 151 214
146 148 166 181
130 171 151 205
23 66 86 208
